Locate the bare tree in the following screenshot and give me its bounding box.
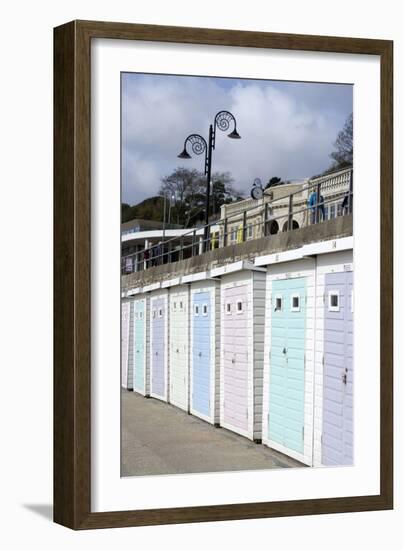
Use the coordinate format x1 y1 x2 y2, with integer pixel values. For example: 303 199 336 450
160 167 205 227
329 113 353 169
159 167 242 227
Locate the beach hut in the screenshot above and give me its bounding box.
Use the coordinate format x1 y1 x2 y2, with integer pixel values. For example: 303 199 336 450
182 272 220 425
256 247 316 465
166 282 190 412
211 261 266 442
310 239 354 466
147 284 169 402
132 295 150 396
121 298 132 390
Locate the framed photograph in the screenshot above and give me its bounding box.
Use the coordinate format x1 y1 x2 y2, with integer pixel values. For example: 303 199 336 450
54 20 393 529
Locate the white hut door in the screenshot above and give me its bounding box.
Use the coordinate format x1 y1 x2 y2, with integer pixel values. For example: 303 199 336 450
170 290 189 411
223 285 248 432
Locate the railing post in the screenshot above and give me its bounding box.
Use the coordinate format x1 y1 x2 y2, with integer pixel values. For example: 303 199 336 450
349 170 353 214
264 203 269 236
288 194 293 231
192 230 196 256
242 210 247 242
179 237 184 261
315 183 321 224
223 218 228 247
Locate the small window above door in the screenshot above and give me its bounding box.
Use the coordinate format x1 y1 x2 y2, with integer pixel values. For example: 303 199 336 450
202 304 208 316
236 300 243 313
158 308 163 317
194 304 199 316
226 302 232 314
152 309 156 319
328 290 340 312
291 293 301 312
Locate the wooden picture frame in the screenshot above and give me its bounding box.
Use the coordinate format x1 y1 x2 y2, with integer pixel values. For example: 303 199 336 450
54 20 393 529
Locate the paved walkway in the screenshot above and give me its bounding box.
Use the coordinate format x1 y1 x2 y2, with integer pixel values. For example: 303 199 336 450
122 391 303 476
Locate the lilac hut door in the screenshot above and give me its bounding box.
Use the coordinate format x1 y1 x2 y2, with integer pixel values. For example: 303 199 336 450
322 271 354 465
223 284 248 432
151 298 166 398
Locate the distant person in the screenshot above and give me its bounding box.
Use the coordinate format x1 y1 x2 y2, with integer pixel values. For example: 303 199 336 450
155 242 162 265
150 245 157 267
143 247 150 269
308 190 325 224
341 193 351 215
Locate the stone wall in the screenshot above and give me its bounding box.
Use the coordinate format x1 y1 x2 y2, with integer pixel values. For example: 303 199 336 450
122 215 353 290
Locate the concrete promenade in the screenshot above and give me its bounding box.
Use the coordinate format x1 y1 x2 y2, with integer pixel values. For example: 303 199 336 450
122 390 303 477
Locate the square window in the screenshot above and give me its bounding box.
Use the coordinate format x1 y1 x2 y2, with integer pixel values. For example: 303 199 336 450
291 294 300 312
293 296 299 308
328 290 340 312
274 296 282 312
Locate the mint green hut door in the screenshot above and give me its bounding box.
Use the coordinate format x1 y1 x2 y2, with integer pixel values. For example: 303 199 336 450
268 277 306 454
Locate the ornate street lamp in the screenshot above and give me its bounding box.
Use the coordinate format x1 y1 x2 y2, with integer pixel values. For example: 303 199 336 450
177 110 241 250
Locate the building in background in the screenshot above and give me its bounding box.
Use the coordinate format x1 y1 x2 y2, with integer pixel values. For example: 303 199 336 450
219 167 352 244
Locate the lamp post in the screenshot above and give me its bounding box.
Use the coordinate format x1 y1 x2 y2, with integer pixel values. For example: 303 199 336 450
178 110 241 251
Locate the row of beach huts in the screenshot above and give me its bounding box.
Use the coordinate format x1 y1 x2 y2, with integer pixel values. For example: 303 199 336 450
121 236 353 467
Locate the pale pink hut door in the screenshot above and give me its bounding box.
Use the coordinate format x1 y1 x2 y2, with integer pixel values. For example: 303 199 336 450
223 285 248 432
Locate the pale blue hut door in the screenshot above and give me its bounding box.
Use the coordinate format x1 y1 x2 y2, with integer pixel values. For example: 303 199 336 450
269 277 306 454
192 291 211 417
322 271 353 465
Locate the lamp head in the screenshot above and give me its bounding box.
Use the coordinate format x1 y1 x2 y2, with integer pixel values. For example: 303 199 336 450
227 128 241 139
177 147 191 159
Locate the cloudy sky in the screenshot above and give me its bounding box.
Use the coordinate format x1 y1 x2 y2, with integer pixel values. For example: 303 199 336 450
121 72 352 205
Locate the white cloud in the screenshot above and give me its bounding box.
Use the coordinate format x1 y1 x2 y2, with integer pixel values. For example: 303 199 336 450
122 74 352 204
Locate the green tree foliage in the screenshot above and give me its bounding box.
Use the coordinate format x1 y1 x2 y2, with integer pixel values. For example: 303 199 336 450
122 168 243 227
264 176 282 189
210 172 244 216
121 196 165 223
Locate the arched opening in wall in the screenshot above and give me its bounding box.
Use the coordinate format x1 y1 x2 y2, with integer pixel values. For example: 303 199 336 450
268 220 279 235
282 220 299 232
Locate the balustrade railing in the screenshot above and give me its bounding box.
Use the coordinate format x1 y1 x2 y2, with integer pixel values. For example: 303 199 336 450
121 169 353 274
